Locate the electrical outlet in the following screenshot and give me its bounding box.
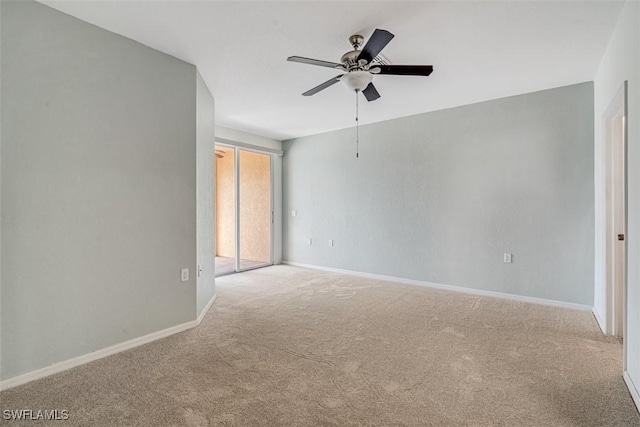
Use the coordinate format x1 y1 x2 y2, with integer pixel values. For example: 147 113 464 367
291 210 297 217
329 239 334 247
503 253 512 263
181 268 189 282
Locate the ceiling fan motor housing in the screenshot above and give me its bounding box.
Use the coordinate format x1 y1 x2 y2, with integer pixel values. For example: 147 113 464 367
340 50 361 65
341 70 373 92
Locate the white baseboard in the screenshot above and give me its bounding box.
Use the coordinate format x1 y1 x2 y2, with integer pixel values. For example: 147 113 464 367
624 371 640 412
0 319 198 392
197 294 217 325
2 294 220 392
282 261 592 312
592 305 607 334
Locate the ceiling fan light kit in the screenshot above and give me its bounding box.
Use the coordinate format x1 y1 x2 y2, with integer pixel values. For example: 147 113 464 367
287 28 434 157
341 70 373 92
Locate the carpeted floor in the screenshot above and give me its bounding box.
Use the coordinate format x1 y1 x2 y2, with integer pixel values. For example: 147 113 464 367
1 265 638 426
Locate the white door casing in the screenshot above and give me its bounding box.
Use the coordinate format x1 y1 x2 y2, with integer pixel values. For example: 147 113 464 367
602 81 627 339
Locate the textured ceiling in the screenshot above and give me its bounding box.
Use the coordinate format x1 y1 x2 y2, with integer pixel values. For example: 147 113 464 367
40 1 624 140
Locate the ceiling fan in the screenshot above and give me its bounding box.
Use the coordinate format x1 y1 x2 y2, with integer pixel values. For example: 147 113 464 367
287 29 434 101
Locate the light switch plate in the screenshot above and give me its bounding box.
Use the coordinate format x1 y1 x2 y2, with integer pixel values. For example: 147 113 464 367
181 268 189 282
503 253 512 263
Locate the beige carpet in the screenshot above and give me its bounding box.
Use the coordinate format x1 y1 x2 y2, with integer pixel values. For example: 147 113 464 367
1 265 638 426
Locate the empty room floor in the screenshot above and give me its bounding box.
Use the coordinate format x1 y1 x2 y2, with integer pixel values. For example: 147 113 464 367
1 265 638 426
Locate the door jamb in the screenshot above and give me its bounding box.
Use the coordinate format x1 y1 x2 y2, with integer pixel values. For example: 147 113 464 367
601 81 627 343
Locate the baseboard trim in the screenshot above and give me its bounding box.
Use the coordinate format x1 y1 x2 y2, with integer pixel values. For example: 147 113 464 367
593 305 607 334
197 294 217 325
624 371 640 412
282 261 592 312
0 319 198 392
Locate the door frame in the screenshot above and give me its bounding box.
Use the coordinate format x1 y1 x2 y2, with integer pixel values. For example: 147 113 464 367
214 141 274 276
601 81 627 342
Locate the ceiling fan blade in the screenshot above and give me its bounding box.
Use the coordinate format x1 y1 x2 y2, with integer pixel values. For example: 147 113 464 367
362 82 381 102
302 75 343 96
358 29 394 64
287 56 343 69
373 65 433 76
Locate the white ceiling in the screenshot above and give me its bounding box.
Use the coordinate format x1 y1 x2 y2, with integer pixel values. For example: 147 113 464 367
40 0 623 141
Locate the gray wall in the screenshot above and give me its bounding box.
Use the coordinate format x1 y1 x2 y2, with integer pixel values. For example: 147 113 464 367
1 1 198 380
283 83 594 305
196 71 216 316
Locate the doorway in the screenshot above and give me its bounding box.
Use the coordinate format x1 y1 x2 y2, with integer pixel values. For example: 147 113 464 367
603 81 627 338
215 144 273 276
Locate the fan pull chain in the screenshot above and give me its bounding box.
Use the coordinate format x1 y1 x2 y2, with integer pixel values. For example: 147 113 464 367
355 90 359 158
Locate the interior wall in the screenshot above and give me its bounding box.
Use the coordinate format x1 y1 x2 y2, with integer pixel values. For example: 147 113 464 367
0 0 4 381
1 1 197 381
283 82 594 306
239 150 271 262
593 0 640 404
215 149 235 258
196 71 216 317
